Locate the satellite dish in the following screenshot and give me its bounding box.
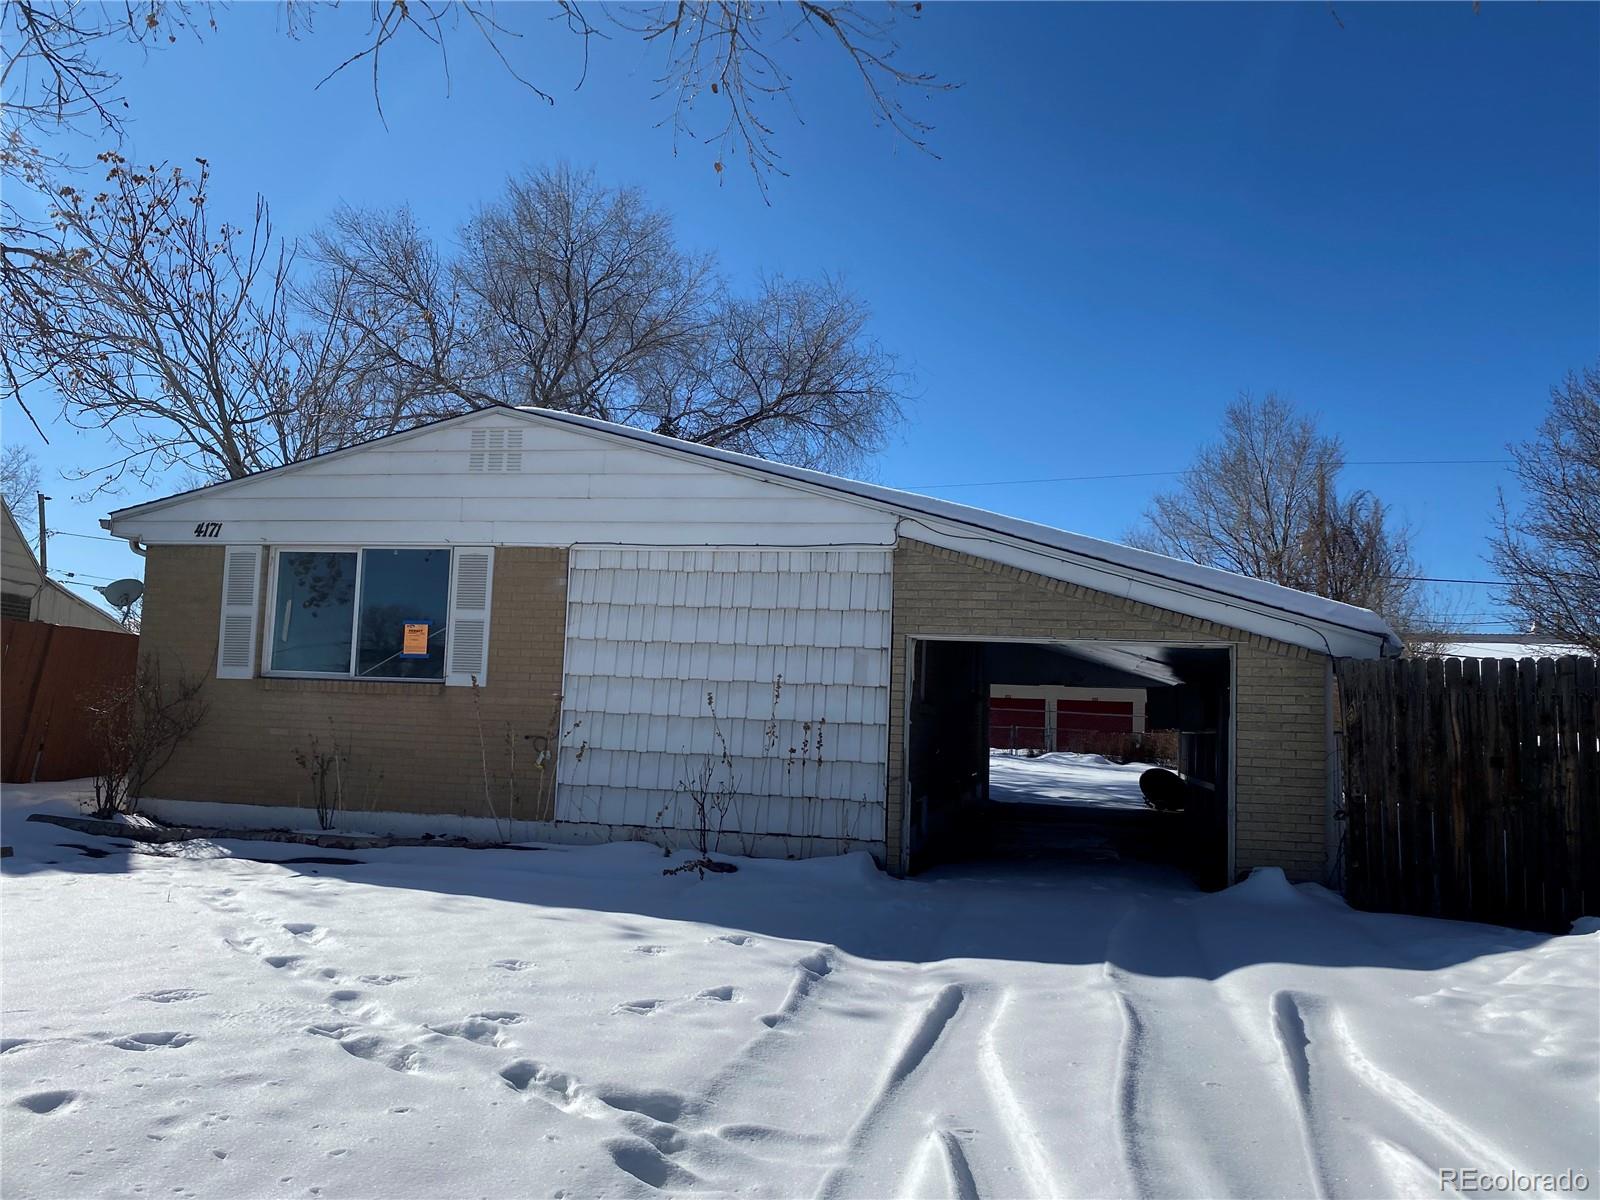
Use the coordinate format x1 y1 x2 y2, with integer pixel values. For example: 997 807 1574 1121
98 578 144 608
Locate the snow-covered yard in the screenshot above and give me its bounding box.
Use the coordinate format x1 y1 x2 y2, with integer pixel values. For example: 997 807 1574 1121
988 750 1154 810
3 781 1596 1199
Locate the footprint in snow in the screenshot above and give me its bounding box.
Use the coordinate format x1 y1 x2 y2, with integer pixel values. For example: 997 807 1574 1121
110 1031 196 1051
135 988 206 1004
696 986 738 1002
305 1024 420 1073
490 959 532 972
630 945 667 957
605 1135 699 1190
359 973 410 986
499 1059 579 1108
281 922 326 942
613 998 664 1015
14 1090 78 1115
425 1015 517 1046
593 1086 691 1124
710 933 754 947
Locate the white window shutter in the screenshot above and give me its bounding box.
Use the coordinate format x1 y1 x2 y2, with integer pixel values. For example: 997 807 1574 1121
447 547 495 687
216 546 263 679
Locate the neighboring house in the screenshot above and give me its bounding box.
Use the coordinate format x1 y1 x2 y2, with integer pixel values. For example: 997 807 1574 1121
103 406 1399 882
1 500 125 632
1434 634 1592 660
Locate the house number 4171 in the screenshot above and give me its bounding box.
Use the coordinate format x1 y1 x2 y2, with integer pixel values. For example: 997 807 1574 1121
193 521 222 539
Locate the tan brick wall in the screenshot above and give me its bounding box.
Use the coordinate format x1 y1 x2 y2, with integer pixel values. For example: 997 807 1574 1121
888 540 1331 881
137 545 567 821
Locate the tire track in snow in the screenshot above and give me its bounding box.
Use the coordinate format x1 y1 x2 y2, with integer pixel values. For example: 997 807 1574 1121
1106 910 1324 1200
1258 989 1535 1199
1314 1001 1531 1192
813 977 1073 1200
934 1127 982 1200
693 944 845 1112
1268 991 1330 1200
1110 976 1154 1200
975 989 1065 1200
758 947 836 1029
814 981 968 1199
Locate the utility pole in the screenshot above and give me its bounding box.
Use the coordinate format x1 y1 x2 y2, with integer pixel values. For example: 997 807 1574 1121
35 492 49 573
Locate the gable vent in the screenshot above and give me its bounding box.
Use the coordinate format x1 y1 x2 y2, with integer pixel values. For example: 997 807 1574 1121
468 427 524 473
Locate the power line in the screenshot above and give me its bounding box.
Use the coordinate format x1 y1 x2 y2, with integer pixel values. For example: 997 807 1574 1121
900 457 1513 491
44 529 123 543
1392 575 1507 586
903 469 1181 490
49 568 117 583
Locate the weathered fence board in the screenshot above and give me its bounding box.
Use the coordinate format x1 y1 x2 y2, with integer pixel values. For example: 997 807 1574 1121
1340 653 1599 931
2 618 139 783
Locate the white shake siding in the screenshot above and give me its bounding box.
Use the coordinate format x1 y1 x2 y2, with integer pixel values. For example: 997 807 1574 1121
558 548 892 851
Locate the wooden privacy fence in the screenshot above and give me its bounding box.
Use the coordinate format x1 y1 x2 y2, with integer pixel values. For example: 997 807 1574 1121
2 618 139 784
1339 654 1599 931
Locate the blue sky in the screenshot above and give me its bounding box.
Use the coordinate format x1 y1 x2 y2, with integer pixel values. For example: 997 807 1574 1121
7 2 1597 628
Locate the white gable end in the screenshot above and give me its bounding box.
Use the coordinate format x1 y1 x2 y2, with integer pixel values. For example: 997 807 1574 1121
106 410 897 549
107 406 1399 658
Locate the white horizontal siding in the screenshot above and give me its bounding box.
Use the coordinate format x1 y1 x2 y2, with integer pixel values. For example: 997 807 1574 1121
110 412 896 549
557 547 891 846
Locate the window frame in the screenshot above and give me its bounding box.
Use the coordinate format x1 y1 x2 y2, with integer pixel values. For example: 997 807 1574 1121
260 545 454 683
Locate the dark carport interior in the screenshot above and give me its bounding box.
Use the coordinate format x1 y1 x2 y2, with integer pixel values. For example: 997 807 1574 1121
904 639 1233 887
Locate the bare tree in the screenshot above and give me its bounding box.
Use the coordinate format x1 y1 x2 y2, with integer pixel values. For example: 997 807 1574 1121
1129 392 1426 635
642 275 901 470
620 1 950 195
0 154 401 493
1303 476 1426 637
1 443 40 529
1491 365 1600 655
302 203 487 423
2 1 949 193
1 3 212 147
458 165 714 418
83 656 207 818
313 165 903 472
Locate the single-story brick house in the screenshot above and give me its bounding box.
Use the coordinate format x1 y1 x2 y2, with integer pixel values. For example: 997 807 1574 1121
104 406 1399 882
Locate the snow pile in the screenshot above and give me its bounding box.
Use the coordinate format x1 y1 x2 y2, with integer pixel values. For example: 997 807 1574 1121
1223 866 1306 906
988 750 1156 809
3 780 1596 1198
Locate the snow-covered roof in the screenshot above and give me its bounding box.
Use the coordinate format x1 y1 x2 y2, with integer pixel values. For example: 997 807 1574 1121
104 405 1401 659
515 408 1402 659
1433 635 1592 660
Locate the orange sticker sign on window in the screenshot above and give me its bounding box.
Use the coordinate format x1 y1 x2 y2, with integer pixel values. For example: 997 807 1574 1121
402 622 430 658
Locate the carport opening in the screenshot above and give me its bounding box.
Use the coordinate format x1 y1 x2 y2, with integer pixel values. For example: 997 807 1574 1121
904 639 1232 888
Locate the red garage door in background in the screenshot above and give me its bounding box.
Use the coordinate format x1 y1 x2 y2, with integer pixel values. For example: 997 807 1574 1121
989 697 1047 751
1057 699 1134 736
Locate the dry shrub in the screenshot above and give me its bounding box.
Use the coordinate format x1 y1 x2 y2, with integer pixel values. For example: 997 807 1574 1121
83 658 206 819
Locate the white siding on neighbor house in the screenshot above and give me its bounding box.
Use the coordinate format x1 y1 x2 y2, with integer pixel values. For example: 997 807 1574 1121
2 512 40 594
2 501 125 632
106 411 897 550
30 581 126 632
558 547 892 849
